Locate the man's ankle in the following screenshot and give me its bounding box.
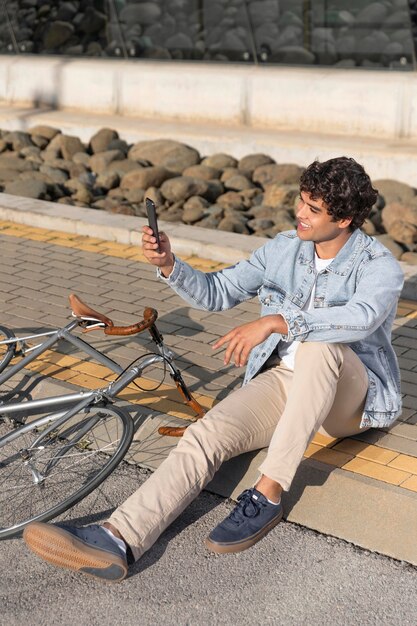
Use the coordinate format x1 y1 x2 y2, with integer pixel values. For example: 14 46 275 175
103 522 127 545
255 476 283 504
103 522 135 565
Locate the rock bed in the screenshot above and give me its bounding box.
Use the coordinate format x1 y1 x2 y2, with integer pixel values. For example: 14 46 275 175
0 125 416 264
0 0 414 68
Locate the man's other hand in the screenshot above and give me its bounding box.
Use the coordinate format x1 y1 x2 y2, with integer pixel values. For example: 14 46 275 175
213 316 288 367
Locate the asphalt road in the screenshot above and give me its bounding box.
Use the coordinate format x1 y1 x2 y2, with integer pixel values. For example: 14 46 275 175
1 462 416 626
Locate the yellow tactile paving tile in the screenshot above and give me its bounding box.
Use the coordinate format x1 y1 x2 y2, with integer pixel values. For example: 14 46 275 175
388 454 417 474
400 475 417 492
304 442 353 467
311 433 339 447
343 457 412 486
333 440 399 465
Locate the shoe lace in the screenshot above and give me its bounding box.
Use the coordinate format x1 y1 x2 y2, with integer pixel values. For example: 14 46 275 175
228 490 264 525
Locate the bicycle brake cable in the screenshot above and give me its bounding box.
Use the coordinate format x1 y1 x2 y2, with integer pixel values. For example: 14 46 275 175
112 352 168 392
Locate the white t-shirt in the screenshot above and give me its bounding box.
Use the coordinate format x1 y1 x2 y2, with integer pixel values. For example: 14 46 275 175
277 253 334 370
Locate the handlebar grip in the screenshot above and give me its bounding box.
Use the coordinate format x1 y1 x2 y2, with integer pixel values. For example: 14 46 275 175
104 308 158 336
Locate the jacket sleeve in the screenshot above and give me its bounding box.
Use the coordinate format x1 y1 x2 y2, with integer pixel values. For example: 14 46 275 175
281 255 404 343
158 242 273 311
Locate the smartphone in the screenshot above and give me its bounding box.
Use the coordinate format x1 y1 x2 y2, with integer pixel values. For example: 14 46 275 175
145 197 161 253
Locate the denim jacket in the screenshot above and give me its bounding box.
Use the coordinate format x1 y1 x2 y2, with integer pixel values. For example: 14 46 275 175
160 229 404 428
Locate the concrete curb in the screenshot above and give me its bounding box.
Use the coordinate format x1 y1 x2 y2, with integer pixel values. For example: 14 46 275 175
0 192 416 300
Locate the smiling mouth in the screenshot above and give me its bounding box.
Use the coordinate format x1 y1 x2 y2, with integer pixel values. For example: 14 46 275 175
298 221 311 229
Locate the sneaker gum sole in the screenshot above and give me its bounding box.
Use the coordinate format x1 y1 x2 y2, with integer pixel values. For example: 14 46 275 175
23 523 127 583
205 509 283 555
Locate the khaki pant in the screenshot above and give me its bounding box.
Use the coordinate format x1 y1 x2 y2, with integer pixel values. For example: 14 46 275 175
109 342 369 561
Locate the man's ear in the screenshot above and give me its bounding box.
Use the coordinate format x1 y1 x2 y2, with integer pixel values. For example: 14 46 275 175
338 217 353 229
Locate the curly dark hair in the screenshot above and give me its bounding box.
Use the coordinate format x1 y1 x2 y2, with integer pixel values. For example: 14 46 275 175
299 157 378 230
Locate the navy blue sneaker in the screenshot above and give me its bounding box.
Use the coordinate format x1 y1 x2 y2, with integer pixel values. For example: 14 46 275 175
23 522 128 582
206 488 283 554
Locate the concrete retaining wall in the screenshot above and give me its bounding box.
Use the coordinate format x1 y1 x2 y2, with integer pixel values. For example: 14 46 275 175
1 56 417 140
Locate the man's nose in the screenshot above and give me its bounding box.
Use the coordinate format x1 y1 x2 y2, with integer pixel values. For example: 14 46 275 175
297 201 307 219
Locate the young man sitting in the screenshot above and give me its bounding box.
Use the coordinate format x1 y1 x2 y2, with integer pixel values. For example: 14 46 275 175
23 156 403 582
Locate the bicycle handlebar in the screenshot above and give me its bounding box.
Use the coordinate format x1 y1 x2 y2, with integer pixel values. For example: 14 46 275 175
69 294 158 336
104 307 158 336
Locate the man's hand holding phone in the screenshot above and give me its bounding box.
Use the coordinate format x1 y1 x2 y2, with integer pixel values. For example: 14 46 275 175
142 198 175 277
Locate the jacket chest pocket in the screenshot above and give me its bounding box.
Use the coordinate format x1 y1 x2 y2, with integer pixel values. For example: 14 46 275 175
258 284 286 308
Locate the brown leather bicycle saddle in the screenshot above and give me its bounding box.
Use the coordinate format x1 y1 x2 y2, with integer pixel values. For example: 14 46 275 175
69 294 114 327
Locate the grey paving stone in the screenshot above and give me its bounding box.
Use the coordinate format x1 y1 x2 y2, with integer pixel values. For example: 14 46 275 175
399 357 417 371
399 348 417 360
401 370 417 384
403 395 417 410
352 430 417 456
388 422 417 440
402 380 417 397
394 335 417 350
182 351 227 372
14 260 47 273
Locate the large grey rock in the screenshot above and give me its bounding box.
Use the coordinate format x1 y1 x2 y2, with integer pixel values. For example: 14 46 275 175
217 216 250 234
60 135 86 160
247 217 275 232
201 153 238 169
238 153 275 177
39 164 69 183
89 149 125 174
43 21 74 48
0 155 36 172
376 234 404 259
182 164 221 180
253 164 304 187
373 179 415 205
216 191 245 211
401 251 417 264
19 146 42 164
271 46 315 64
382 201 417 231
3 131 34 151
120 3 162 25
183 195 210 212
89 128 119 154
79 7 106 34
129 140 200 173
224 174 254 191
121 166 173 190
96 171 120 191
356 2 388 25
182 205 207 224
388 220 417 247
0 169 21 182
160 176 209 202
28 125 60 141
248 0 279 28
263 183 299 207
4 179 47 199
107 160 143 177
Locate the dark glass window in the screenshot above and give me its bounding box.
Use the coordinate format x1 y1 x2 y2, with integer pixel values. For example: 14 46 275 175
0 0 414 70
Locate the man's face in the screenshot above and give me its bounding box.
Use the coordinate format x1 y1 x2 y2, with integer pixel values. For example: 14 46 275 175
295 191 351 246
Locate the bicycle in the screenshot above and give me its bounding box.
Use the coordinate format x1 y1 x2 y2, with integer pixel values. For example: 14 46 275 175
0 294 205 540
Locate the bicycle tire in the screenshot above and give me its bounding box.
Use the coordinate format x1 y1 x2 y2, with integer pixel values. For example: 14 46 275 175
0 325 16 374
0 403 134 539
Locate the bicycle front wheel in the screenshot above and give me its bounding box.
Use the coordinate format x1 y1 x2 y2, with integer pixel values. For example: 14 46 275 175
0 404 134 539
0 325 16 374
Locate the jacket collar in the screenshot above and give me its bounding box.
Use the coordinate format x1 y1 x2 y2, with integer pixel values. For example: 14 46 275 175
299 229 367 276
